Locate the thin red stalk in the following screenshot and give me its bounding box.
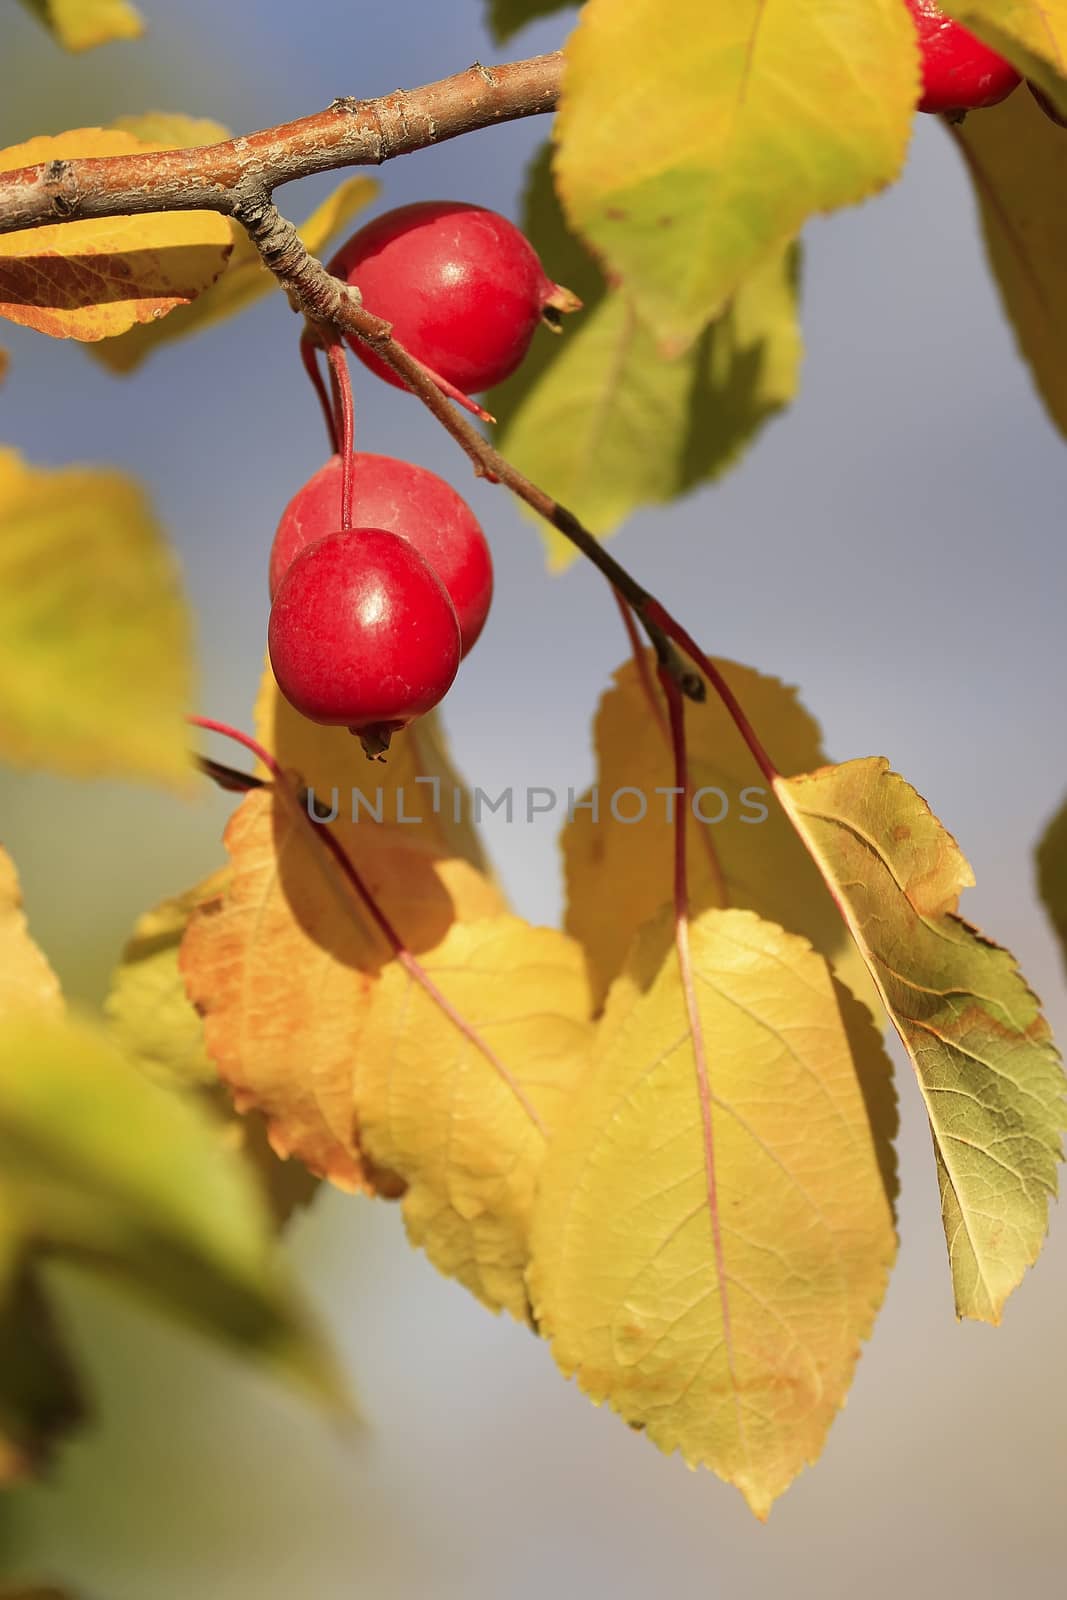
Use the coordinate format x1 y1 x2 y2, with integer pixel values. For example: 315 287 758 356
617 594 730 906
614 588 668 738
300 327 338 453
647 603 779 784
325 337 355 532
191 715 545 1136
657 668 741 1440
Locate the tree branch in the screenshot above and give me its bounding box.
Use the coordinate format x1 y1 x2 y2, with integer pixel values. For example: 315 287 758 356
0 53 563 235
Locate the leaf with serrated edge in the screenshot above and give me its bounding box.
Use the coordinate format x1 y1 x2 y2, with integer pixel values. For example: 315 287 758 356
493 148 802 561
180 783 506 1195
563 654 879 1018
529 906 897 1519
19 0 144 51
92 170 379 373
951 89 1067 441
0 1010 344 1409
0 846 62 1019
1036 793 1067 979
0 129 231 341
357 918 592 1318
942 2 1067 117
0 448 193 785
554 0 917 352
776 757 1066 1323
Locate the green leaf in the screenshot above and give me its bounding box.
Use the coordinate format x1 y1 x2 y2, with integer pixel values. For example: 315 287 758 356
488 1 575 42
492 151 802 562
1036 794 1067 979
0 1010 344 1407
17 0 143 52
951 88 1067 440
555 0 918 352
775 758 1066 1323
941 3 1067 117
0 449 193 786
91 174 379 374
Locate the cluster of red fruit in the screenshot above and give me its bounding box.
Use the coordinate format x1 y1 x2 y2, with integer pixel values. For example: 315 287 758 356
267 201 572 756
906 0 1063 123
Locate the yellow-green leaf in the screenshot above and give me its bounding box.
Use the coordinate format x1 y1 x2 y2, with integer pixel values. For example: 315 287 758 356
776 757 1066 1323
92 168 379 374
106 870 229 1092
492 148 802 561
488 1 575 42
0 448 193 785
952 87 1067 440
0 846 62 1019
105 871 320 1228
942 3 1067 116
529 907 897 1518
1036 793 1067 979
18 0 144 51
555 0 917 352
563 653 878 1017
0 1009 343 1407
0 129 231 342
357 918 593 1319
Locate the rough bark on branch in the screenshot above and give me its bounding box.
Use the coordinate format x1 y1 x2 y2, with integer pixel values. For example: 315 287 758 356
0 53 563 235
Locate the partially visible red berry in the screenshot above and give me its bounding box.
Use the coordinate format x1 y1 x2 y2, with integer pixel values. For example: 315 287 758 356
267 528 461 735
328 200 578 394
269 453 493 656
904 1 1021 114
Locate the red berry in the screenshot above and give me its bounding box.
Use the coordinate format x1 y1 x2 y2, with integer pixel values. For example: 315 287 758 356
268 528 461 734
269 453 493 656
904 1 1021 114
328 200 575 394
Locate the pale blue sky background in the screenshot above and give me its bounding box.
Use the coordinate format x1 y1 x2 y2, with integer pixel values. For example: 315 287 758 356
1 3 1066 1597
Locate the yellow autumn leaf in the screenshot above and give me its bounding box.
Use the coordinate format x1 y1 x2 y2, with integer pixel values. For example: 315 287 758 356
943 2 1067 115
19 0 144 51
776 758 1066 1323
357 917 593 1319
0 448 193 785
180 785 506 1195
529 906 897 1518
555 0 918 351
0 128 231 341
0 846 62 1019
951 88 1067 440
563 652 878 1016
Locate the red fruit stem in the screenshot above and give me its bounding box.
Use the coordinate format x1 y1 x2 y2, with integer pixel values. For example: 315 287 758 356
646 602 780 784
189 714 546 1135
616 592 731 907
325 336 356 532
658 665 739 1415
300 326 338 454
